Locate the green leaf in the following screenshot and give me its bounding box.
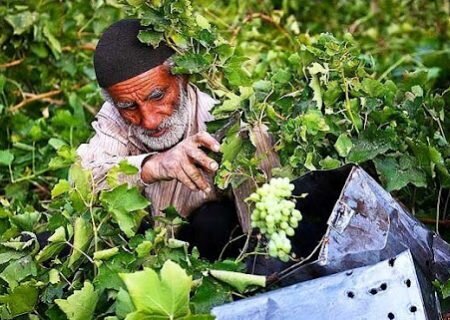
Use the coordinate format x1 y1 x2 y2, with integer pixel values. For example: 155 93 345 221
68 217 92 267
94 252 136 291
69 163 93 210
10 211 40 231
195 14 211 30
100 184 150 237
93 247 119 261
127 0 144 6
301 110 330 136
106 160 139 188
374 157 427 191
120 260 192 318
0 284 38 316
49 269 60 284
55 282 98 320
48 226 66 242
209 270 265 293
43 25 62 56
35 226 67 263
271 69 291 84
223 56 252 87
348 127 396 163
0 150 14 166
0 256 37 289
220 123 243 162
5 11 38 35
308 75 322 108
361 78 385 98
135 241 153 258
173 53 212 74
319 156 341 169
35 242 66 263
0 251 26 265
441 281 450 299
115 288 135 318
334 134 353 157
191 277 231 314
51 179 71 198
138 30 164 47
181 315 215 320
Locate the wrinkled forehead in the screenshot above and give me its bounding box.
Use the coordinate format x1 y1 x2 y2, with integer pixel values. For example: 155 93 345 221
107 64 178 100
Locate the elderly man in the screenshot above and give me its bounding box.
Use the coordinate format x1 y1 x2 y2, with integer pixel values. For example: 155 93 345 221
77 19 242 260
78 19 221 214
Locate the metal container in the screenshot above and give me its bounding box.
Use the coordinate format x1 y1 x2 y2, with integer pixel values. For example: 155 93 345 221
213 250 442 320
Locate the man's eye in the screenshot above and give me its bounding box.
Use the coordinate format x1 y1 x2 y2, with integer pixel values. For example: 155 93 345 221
116 102 137 110
148 89 165 101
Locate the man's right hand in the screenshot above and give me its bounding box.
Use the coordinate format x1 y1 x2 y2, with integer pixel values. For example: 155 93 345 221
141 132 221 193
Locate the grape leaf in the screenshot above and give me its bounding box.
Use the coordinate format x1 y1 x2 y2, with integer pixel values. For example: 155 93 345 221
51 179 71 198
0 150 14 166
138 30 164 48
100 184 150 237
374 157 427 191
55 282 98 320
115 288 135 318
209 270 266 293
69 163 93 211
361 78 385 98
191 277 231 314
0 284 38 317
0 256 37 289
334 134 353 157
68 217 92 267
93 247 119 261
5 11 38 35
106 160 139 188
120 260 192 319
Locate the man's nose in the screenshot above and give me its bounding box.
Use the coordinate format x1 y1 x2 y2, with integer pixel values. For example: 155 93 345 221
139 105 164 130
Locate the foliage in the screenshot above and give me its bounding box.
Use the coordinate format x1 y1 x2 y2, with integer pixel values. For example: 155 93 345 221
0 0 449 317
0 161 246 319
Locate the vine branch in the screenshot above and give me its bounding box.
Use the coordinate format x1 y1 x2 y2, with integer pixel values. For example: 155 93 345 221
9 89 62 113
0 58 24 68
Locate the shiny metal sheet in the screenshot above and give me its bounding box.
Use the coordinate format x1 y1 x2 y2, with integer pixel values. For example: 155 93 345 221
213 250 439 320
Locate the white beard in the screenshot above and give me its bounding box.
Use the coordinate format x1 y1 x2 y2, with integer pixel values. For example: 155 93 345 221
130 85 189 151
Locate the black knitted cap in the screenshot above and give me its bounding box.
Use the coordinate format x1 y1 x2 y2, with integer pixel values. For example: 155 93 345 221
94 19 175 88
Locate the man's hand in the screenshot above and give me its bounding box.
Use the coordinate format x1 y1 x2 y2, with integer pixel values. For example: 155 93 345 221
141 132 220 192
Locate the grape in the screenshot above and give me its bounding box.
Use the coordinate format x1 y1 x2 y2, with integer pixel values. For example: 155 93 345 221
290 219 299 229
247 177 303 262
286 227 295 237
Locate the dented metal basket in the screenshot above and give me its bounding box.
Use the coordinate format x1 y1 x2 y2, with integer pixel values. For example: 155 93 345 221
213 250 441 320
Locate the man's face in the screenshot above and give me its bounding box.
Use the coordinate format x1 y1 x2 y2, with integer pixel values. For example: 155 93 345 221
106 64 189 150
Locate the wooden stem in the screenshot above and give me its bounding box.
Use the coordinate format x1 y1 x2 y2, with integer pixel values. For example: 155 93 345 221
0 58 24 68
9 90 62 113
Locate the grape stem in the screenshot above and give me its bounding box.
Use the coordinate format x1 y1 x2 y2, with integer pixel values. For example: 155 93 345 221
271 236 326 286
218 231 247 261
235 231 253 263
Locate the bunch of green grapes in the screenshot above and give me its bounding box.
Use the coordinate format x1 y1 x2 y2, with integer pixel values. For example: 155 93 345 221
247 177 302 262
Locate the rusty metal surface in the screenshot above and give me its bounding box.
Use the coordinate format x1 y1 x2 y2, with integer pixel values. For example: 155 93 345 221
214 250 440 320
279 166 450 286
